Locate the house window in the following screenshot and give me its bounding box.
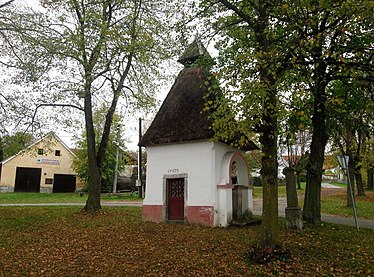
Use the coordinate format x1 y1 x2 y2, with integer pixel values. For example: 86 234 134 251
45 178 53 184
38 148 44 155
55 150 61 156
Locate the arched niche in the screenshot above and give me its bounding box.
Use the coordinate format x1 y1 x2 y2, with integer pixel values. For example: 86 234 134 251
218 151 249 187
218 151 251 222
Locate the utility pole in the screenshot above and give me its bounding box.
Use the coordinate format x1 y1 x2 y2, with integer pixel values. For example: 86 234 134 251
112 124 121 194
137 118 143 198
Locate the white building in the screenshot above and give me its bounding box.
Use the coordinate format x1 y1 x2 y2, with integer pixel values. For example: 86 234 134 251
140 41 258 227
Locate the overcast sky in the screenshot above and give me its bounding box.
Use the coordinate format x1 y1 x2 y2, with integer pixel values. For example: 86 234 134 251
5 0 216 151
2 0 172 150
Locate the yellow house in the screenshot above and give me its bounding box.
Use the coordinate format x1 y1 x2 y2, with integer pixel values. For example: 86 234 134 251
0 132 80 193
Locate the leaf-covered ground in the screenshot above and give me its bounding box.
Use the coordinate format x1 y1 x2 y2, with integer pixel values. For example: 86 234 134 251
0 206 373 276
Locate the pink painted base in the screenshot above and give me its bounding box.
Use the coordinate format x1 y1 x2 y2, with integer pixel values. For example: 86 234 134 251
143 204 215 227
142 205 163 223
187 206 214 227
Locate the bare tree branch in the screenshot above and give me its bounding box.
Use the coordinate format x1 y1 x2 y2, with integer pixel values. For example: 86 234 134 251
25 103 84 133
0 0 14 9
217 0 255 26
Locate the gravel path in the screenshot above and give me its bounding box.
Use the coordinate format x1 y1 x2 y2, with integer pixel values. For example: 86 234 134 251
1 184 372 229
252 185 373 229
321 182 344 189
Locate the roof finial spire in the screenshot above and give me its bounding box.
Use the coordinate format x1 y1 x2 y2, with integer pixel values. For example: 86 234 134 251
177 38 213 68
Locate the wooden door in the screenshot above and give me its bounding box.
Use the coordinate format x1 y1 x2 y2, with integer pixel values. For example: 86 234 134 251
167 178 184 221
53 174 76 193
14 167 41 192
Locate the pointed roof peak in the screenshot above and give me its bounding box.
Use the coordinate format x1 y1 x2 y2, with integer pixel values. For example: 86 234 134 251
1 131 76 165
177 39 212 67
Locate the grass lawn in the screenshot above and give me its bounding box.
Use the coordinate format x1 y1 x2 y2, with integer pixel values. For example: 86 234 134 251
321 190 374 220
252 183 306 198
0 206 372 276
0 192 142 204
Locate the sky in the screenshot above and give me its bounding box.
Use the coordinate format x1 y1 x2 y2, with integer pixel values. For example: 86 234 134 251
10 0 175 150
4 0 216 151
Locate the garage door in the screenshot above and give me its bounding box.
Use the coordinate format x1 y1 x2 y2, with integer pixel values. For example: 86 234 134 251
53 174 76 193
14 167 41 192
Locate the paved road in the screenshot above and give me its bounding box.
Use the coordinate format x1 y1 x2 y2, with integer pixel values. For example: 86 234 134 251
1 186 373 230
321 182 343 189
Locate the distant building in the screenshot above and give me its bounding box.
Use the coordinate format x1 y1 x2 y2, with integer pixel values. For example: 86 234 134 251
117 151 139 192
0 132 81 193
140 40 258 227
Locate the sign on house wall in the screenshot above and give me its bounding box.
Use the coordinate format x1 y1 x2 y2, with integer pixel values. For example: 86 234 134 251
36 158 60 165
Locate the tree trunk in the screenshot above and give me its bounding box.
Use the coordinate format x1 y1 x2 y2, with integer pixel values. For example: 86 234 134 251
84 157 102 211
303 114 327 224
217 0 280 249
354 133 365 196
303 58 328 224
260 115 278 248
84 127 102 211
303 153 324 224
368 168 374 190
83 80 102 212
355 170 365 197
258 71 279 247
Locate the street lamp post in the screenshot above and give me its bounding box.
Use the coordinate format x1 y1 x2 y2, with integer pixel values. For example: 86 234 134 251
337 155 359 230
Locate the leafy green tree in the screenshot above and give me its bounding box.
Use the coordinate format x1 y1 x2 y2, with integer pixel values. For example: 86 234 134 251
198 0 372 233
0 132 33 160
198 0 298 248
279 86 312 190
1 0 176 211
245 150 261 175
329 79 373 203
73 108 125 192
363 138 374 190
0 2 38 135
279 131 310 190
275 0 373 224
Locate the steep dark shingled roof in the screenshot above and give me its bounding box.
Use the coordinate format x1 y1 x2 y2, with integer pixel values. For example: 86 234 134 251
139 66 258 151
139 67 214 146
139 41 258 151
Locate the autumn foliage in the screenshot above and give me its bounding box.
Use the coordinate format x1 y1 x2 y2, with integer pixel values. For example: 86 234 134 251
0 207 373 276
